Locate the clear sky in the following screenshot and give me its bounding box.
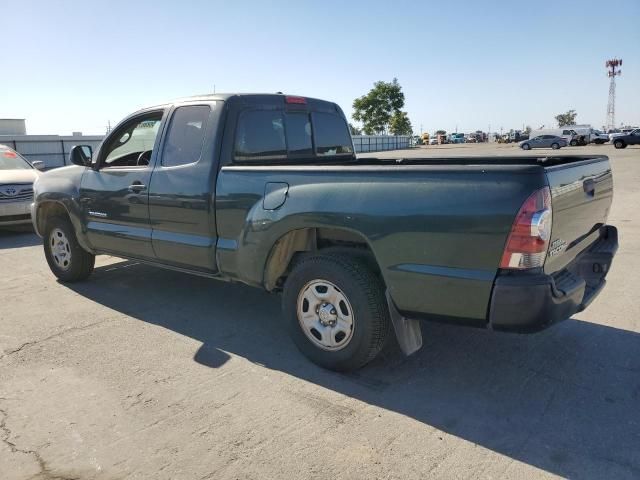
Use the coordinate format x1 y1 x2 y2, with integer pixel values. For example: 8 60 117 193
1 0 638 135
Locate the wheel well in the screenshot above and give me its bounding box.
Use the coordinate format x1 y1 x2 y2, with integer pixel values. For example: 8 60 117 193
263 227 380 291
36 202 69 235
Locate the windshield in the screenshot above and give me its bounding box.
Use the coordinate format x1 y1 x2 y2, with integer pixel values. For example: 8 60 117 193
0 147 33 171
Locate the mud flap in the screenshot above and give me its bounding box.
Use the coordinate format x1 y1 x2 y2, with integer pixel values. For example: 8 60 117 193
385 291 423 356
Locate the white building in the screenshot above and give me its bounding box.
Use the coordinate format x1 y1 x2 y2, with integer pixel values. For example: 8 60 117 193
0 118 26 135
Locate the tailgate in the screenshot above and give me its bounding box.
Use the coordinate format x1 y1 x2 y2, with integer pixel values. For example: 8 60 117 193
544 157 613 274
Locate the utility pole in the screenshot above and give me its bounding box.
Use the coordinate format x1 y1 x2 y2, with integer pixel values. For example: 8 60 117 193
605 58 622 131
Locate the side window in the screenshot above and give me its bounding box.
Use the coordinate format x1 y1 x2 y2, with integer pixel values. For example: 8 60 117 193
234 110 286 161
562 130 570 135
285 113 312 156
102 112 163 167
162 106 210 167
312 113 353 156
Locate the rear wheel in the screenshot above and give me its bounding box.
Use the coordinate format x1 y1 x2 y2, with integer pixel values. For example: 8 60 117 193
44 216 95 282
521 143 531 150
614 140 626 149
282 253 390 371
551 143 560 150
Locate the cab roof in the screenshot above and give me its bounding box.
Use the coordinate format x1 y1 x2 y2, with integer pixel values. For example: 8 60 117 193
141 93 342 113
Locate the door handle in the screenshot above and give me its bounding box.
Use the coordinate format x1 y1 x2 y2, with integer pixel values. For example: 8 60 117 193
583 179 595 197
128 182 146 193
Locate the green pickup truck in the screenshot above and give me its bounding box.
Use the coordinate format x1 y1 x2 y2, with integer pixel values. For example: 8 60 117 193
31 93 618 371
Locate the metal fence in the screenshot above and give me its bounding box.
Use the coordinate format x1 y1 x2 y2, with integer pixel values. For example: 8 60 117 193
352 135 411 153
0 135 103 169
1 133 412 168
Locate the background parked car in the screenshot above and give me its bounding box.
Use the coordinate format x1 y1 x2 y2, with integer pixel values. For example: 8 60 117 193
449 133 465 144
519 135 567 150
530 128 577 145
609 128 638 141
590 130 610 144
0 144 44 227
612 129 640 149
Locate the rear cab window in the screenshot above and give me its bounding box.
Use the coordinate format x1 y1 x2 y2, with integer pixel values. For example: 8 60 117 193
312 112 353 157
234 110 287 161
233 104 353 163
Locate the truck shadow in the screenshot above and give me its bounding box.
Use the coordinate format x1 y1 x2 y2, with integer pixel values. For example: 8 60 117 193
0 228 40 249
67 260 640 479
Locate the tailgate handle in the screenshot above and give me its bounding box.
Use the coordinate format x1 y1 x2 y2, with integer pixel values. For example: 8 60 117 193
583 179 595 197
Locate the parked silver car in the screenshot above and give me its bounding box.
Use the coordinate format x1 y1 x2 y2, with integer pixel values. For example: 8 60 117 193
519 135 568 150
0 144 43 227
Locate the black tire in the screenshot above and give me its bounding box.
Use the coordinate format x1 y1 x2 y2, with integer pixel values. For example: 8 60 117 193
614 140 626 149
551 142 560 150
569 139 578 146
521 143 531 150
44 215 95 282
282 253 390 372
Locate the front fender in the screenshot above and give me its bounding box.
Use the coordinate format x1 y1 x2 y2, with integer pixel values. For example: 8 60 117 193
33 166 92 251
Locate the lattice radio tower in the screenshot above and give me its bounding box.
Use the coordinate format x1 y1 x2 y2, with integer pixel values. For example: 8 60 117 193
605 58 622 131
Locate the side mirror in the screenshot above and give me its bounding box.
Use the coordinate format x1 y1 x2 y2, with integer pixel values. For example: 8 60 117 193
69 145 93 167
31 160 45 171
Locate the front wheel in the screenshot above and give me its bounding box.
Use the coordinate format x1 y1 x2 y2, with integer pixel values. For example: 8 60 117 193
614 140 626 149
282 253 390 371
551 143 560 150
521 143 531 150
44 216 95 282
569 139 578 146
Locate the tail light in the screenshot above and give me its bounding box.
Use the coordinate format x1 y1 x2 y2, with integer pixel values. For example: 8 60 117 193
500 187 552 269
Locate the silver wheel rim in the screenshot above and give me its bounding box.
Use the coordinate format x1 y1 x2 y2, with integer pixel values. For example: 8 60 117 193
49 228 72 270
297 279 355 351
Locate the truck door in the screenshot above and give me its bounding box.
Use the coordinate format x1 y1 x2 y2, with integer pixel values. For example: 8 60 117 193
79 110 165 259
147 104 218 272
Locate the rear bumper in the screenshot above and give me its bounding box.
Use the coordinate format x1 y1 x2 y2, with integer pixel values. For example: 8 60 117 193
489 225 618 332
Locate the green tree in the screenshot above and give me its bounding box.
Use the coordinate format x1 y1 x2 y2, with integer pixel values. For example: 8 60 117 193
348 123 362 136
555 110 577 127
352 78 405 135
524 125 532 134
435 129 446 135
389 111 413 136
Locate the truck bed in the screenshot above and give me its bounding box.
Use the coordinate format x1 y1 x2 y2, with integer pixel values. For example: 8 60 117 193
345 154 608 168
218 154 613 325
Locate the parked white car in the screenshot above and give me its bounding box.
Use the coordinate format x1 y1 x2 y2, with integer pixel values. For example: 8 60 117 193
0 144 43 227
